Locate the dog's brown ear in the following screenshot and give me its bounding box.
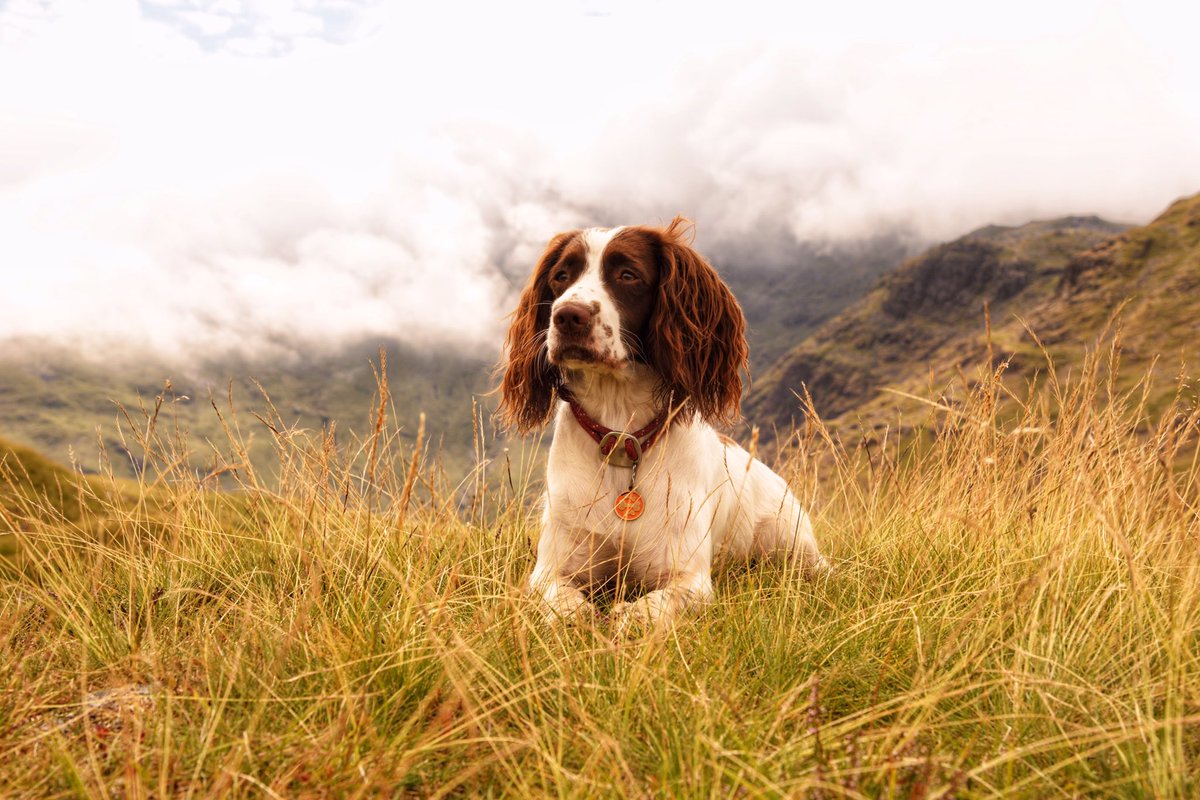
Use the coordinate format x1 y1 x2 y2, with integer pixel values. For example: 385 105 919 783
496 231 578 433
645 216 748 427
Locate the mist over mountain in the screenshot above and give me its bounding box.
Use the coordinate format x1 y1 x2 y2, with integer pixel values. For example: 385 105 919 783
3 1 1200 363
718 233 926 366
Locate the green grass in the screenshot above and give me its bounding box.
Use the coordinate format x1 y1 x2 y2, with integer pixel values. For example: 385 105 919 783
0 338 490 484
2 339 1198 797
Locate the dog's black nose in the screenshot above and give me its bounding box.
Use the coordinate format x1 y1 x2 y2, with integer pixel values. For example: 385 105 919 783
553 302 594 337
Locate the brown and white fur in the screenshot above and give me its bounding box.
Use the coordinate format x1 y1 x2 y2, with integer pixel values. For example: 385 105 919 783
498 217 828 630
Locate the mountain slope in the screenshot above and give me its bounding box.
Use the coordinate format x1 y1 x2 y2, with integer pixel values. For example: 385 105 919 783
742 207 1172 438
1 435 107 525
0 339 491 481
719 234 923 366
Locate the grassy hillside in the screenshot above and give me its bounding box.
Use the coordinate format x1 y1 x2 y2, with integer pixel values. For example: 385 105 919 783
1034 195 1200 401
0 339 491 483
1 339 1198 796
2 436 102 523
1 436 112 564
742 204 1191 441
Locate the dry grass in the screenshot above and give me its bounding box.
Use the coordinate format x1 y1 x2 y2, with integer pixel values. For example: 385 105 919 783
1 338 1198 798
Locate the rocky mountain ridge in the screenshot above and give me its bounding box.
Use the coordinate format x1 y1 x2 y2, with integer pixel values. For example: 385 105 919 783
744 194 1200 442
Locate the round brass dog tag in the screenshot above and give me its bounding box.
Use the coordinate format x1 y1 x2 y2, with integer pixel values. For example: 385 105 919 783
614 490 645 521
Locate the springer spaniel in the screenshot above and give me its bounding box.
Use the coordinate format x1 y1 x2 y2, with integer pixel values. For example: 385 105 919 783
499 217 828 631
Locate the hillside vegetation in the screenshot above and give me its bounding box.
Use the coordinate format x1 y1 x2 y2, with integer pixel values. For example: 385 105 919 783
2 435 103 524
0 339 489 482
2 338 1198 796
744 201 1193 440
0 435 145 565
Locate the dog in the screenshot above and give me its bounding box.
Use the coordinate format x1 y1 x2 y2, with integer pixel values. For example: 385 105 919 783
498 216 828 630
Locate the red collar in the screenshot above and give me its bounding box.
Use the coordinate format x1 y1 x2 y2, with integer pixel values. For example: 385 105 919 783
560 389 669 467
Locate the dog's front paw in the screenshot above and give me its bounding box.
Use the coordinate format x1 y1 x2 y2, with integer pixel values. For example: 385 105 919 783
611 596 665 638
808 555 833 579
542 593 596 627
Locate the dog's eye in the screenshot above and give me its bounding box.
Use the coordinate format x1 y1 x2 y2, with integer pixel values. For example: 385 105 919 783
618 269 639 283
553 270 568 283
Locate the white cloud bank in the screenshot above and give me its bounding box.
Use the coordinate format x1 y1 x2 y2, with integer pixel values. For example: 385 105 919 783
1 0 1199 359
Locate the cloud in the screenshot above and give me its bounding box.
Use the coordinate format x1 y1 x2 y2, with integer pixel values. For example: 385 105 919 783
1 0 1199 361
546 36 1200 246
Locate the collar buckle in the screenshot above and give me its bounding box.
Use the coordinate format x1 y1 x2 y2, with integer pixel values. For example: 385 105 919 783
599 430 642 468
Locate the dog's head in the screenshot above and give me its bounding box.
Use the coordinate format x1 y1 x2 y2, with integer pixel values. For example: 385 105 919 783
497 216 748 432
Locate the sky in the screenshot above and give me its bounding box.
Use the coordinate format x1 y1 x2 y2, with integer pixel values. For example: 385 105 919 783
2 0 1199 361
